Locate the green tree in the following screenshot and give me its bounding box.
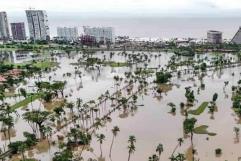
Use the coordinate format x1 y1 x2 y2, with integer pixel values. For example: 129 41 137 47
19 88 27 98
53 149 73 161
23 110 50 139
212 93 218 103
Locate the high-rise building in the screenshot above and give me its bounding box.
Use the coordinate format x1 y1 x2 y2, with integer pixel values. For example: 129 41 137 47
57 27 78 41
207 30 222 44
83 26 115 44
231 27 241 44
11 22 26 40
0 12 10 40
25 10 50 41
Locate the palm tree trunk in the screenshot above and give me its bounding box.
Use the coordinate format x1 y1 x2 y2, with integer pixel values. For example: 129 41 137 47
128 152 131 161
191 132 194 161
100 143 102 157
109 135 115 157
21 151 25 161
171 144 179 157
79 129 95 157
7 127 11 143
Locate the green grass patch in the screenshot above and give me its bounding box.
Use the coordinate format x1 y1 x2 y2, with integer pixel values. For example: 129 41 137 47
194 125 216 136
188 102 209 115
33 61 58 69
3 60 58 69
135 69 155 75
105 61 128 67
10 93 43 111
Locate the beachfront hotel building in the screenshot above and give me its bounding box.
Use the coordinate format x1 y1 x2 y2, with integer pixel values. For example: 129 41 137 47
25 10 50 41
57 27 78 41
207 30 222 44
231 27 241 44
83 26 115 44
0 12 10 40
11 22 26 40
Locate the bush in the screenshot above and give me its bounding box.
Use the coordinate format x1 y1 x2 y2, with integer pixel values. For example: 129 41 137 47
215 148 222 155
155 72 172 83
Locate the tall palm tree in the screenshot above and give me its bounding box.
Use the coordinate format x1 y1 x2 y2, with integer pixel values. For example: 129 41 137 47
109 126 120 157
43 126 52 146
19 143 27 161
96 133 105 157
172 138 184 156
156 143 164 161
66 102 74 119
183 118 197 161
127 135 136 161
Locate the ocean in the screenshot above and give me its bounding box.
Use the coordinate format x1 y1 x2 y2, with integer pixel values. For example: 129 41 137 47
8 14 241 39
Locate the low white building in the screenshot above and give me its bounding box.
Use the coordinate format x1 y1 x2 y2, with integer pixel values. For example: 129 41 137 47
57 27 78 41
83 26 115 44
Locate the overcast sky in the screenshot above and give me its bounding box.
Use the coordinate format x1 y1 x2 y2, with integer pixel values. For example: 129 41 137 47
1 0 241 16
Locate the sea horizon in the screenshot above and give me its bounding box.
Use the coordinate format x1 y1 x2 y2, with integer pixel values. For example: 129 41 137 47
6 13 241 39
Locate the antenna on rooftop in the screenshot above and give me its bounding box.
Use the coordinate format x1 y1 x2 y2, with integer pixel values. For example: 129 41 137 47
29 7 35 10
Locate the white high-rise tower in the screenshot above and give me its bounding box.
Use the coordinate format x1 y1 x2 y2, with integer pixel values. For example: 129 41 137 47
25 10 50 41
0 12 10 40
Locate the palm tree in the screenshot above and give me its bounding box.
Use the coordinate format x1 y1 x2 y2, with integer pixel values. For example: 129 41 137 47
183 118 197 161
127 135 136 161
178 138 184 146
76 98 83 113
172 138 184 156
0 104 14 143
96 133 105 157
149 154 159 161
156 143 163 161
66 102 74 120
176 153 186 161
4 116 14 143
109 126 120 157
19 143 27 161
43 126 52 146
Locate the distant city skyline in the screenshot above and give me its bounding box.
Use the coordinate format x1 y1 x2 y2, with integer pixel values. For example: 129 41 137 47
1 0 241 39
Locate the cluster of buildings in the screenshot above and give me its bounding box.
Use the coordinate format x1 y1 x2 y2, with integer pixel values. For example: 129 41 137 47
26 10 50 41
207 29 241 45
0 10 115 44
0 10 49 41
55 26 115 44
2 9 241 45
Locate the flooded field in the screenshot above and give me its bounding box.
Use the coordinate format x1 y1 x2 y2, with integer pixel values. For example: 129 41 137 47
1 50 241 161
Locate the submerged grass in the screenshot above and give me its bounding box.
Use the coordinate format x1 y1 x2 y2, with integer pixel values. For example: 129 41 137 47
188 102 209 115
194 125 216 136
33 61 58 69
104 61 128 67
10 93 43 111
4 60 57 69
